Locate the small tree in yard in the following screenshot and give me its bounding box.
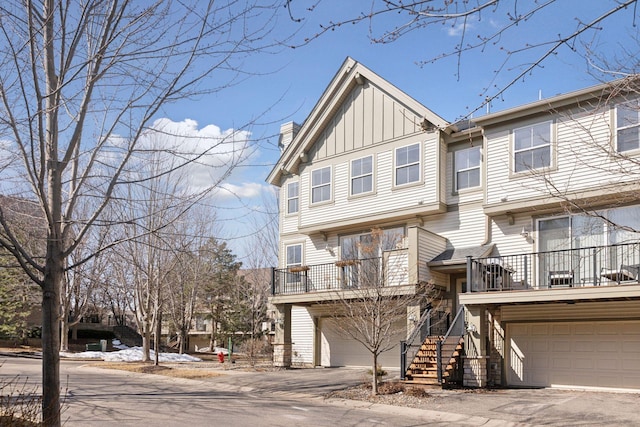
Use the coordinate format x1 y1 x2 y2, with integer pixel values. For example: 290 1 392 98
328 228 437 395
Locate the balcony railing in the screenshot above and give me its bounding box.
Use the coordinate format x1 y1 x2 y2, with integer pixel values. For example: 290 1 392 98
272 248 409 296
468 241 640 292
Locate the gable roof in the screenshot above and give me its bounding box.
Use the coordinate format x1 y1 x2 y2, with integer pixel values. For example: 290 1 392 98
267 57 449 186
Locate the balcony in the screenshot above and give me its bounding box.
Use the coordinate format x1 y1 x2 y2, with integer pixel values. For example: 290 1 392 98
272 248 411 297
467 241 640 293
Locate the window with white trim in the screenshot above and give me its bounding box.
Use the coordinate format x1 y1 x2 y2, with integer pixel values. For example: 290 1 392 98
513 122 551 173
311 166 331 203
286 182 299 214
395 143 420 185
616 103 640 152
351 156 373 195
285 243 303 284
286 244 302 267
454 146 481 190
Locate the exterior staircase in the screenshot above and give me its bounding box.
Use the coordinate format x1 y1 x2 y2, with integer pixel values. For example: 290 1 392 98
113 325 143 347
404 335 464 386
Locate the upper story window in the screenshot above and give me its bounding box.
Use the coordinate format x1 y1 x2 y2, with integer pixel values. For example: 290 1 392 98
616 103 640 152
286 244 302 267
351 156 373 195
286 182 299 214
513 121 551 173
395 143 421 186
311 166 331 203
455 146 481 190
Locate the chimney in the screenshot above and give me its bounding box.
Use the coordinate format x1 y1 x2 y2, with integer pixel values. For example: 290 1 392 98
278 121 301 152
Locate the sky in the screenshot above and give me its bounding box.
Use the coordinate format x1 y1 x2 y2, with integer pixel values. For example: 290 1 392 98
156 1 640 262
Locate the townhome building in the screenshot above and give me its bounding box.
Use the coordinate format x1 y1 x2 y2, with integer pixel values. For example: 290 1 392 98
267 57 640 391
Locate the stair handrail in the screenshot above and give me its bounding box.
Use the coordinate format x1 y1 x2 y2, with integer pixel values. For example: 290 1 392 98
437 305 466 383
400 306 435 380
406 306 432 345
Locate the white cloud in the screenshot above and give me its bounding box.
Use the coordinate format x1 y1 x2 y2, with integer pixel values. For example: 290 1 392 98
447 22 473 37
217 182 271 200
134 118 257 194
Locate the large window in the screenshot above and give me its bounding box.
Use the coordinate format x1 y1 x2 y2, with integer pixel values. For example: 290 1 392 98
340 227 405 260
311 166 331 203
514 122 551 173
455 146 481 190
616 103 640 152
395 143 420 186
286 182 299 214
351 156 373 195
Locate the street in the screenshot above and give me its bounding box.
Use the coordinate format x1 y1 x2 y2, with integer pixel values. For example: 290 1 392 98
1 357 432 427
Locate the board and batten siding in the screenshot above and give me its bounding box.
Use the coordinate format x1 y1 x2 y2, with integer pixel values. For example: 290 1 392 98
308 82 424 161
299 136 440 230
291 305 314 366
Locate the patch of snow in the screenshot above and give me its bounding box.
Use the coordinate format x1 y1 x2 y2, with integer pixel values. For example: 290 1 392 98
60 346 201 362
194 345 229 355
112 339 129 350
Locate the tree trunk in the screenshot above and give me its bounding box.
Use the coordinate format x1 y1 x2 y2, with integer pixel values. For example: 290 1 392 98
41 257 63 426
154 310 161 366
142 327 151 362
372 352 378 395
60 315 69 352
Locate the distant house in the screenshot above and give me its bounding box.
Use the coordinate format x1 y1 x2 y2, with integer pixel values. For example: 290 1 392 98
267 57 640 391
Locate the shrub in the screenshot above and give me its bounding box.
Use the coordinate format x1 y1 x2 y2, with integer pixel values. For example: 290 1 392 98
377 381 405 395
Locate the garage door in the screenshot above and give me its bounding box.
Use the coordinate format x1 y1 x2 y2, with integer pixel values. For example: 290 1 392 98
320 318 403 369
507 321 640 390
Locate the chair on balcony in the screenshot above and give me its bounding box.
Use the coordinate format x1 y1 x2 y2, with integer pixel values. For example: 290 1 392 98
600 264 640 285
548 270 574 288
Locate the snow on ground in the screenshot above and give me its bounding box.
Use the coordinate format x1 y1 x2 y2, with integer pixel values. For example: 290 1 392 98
60 339 202 362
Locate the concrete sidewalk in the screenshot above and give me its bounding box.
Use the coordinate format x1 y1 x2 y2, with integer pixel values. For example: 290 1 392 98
200 366 640 426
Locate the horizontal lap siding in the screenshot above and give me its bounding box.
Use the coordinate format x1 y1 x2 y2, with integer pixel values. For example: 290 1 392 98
291 306 314 366
485 108 631 206
501 300 640 322
299 137 440 230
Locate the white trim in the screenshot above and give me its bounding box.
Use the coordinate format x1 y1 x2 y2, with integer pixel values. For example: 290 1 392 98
394 142 422 187
350 155 374 197
310 165 332 205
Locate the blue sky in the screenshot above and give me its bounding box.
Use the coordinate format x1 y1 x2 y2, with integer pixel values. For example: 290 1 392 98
159 1 640 262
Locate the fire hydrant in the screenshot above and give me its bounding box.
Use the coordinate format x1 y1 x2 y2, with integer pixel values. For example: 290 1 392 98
217 351 225 363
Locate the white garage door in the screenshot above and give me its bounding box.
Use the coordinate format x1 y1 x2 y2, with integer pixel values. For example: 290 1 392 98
320 318 403 369
507 321 640 390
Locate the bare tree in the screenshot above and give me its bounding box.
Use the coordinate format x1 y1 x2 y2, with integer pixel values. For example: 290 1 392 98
288 0 639 118
0 1 283 423
327 228 436 395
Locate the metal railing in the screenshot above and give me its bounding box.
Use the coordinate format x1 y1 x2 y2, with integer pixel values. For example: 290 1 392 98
271 248 409 296
400 307 450 380
468 241 640 292
436 305 465 384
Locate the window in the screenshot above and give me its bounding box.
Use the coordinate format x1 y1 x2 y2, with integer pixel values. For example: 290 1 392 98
340 227 405 260
514 122 551 172
286 244 302 267
455 146 481 190
285 244 303 285
351 156 373 195
286 182 299 214
616 103 640 152
395 143 420 185
311 166 331 203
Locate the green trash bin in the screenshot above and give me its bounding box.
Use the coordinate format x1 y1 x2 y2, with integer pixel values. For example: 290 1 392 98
86 343 102 351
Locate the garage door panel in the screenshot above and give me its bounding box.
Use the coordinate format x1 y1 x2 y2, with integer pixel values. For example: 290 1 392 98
507 320 640 390
320 317 403 369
